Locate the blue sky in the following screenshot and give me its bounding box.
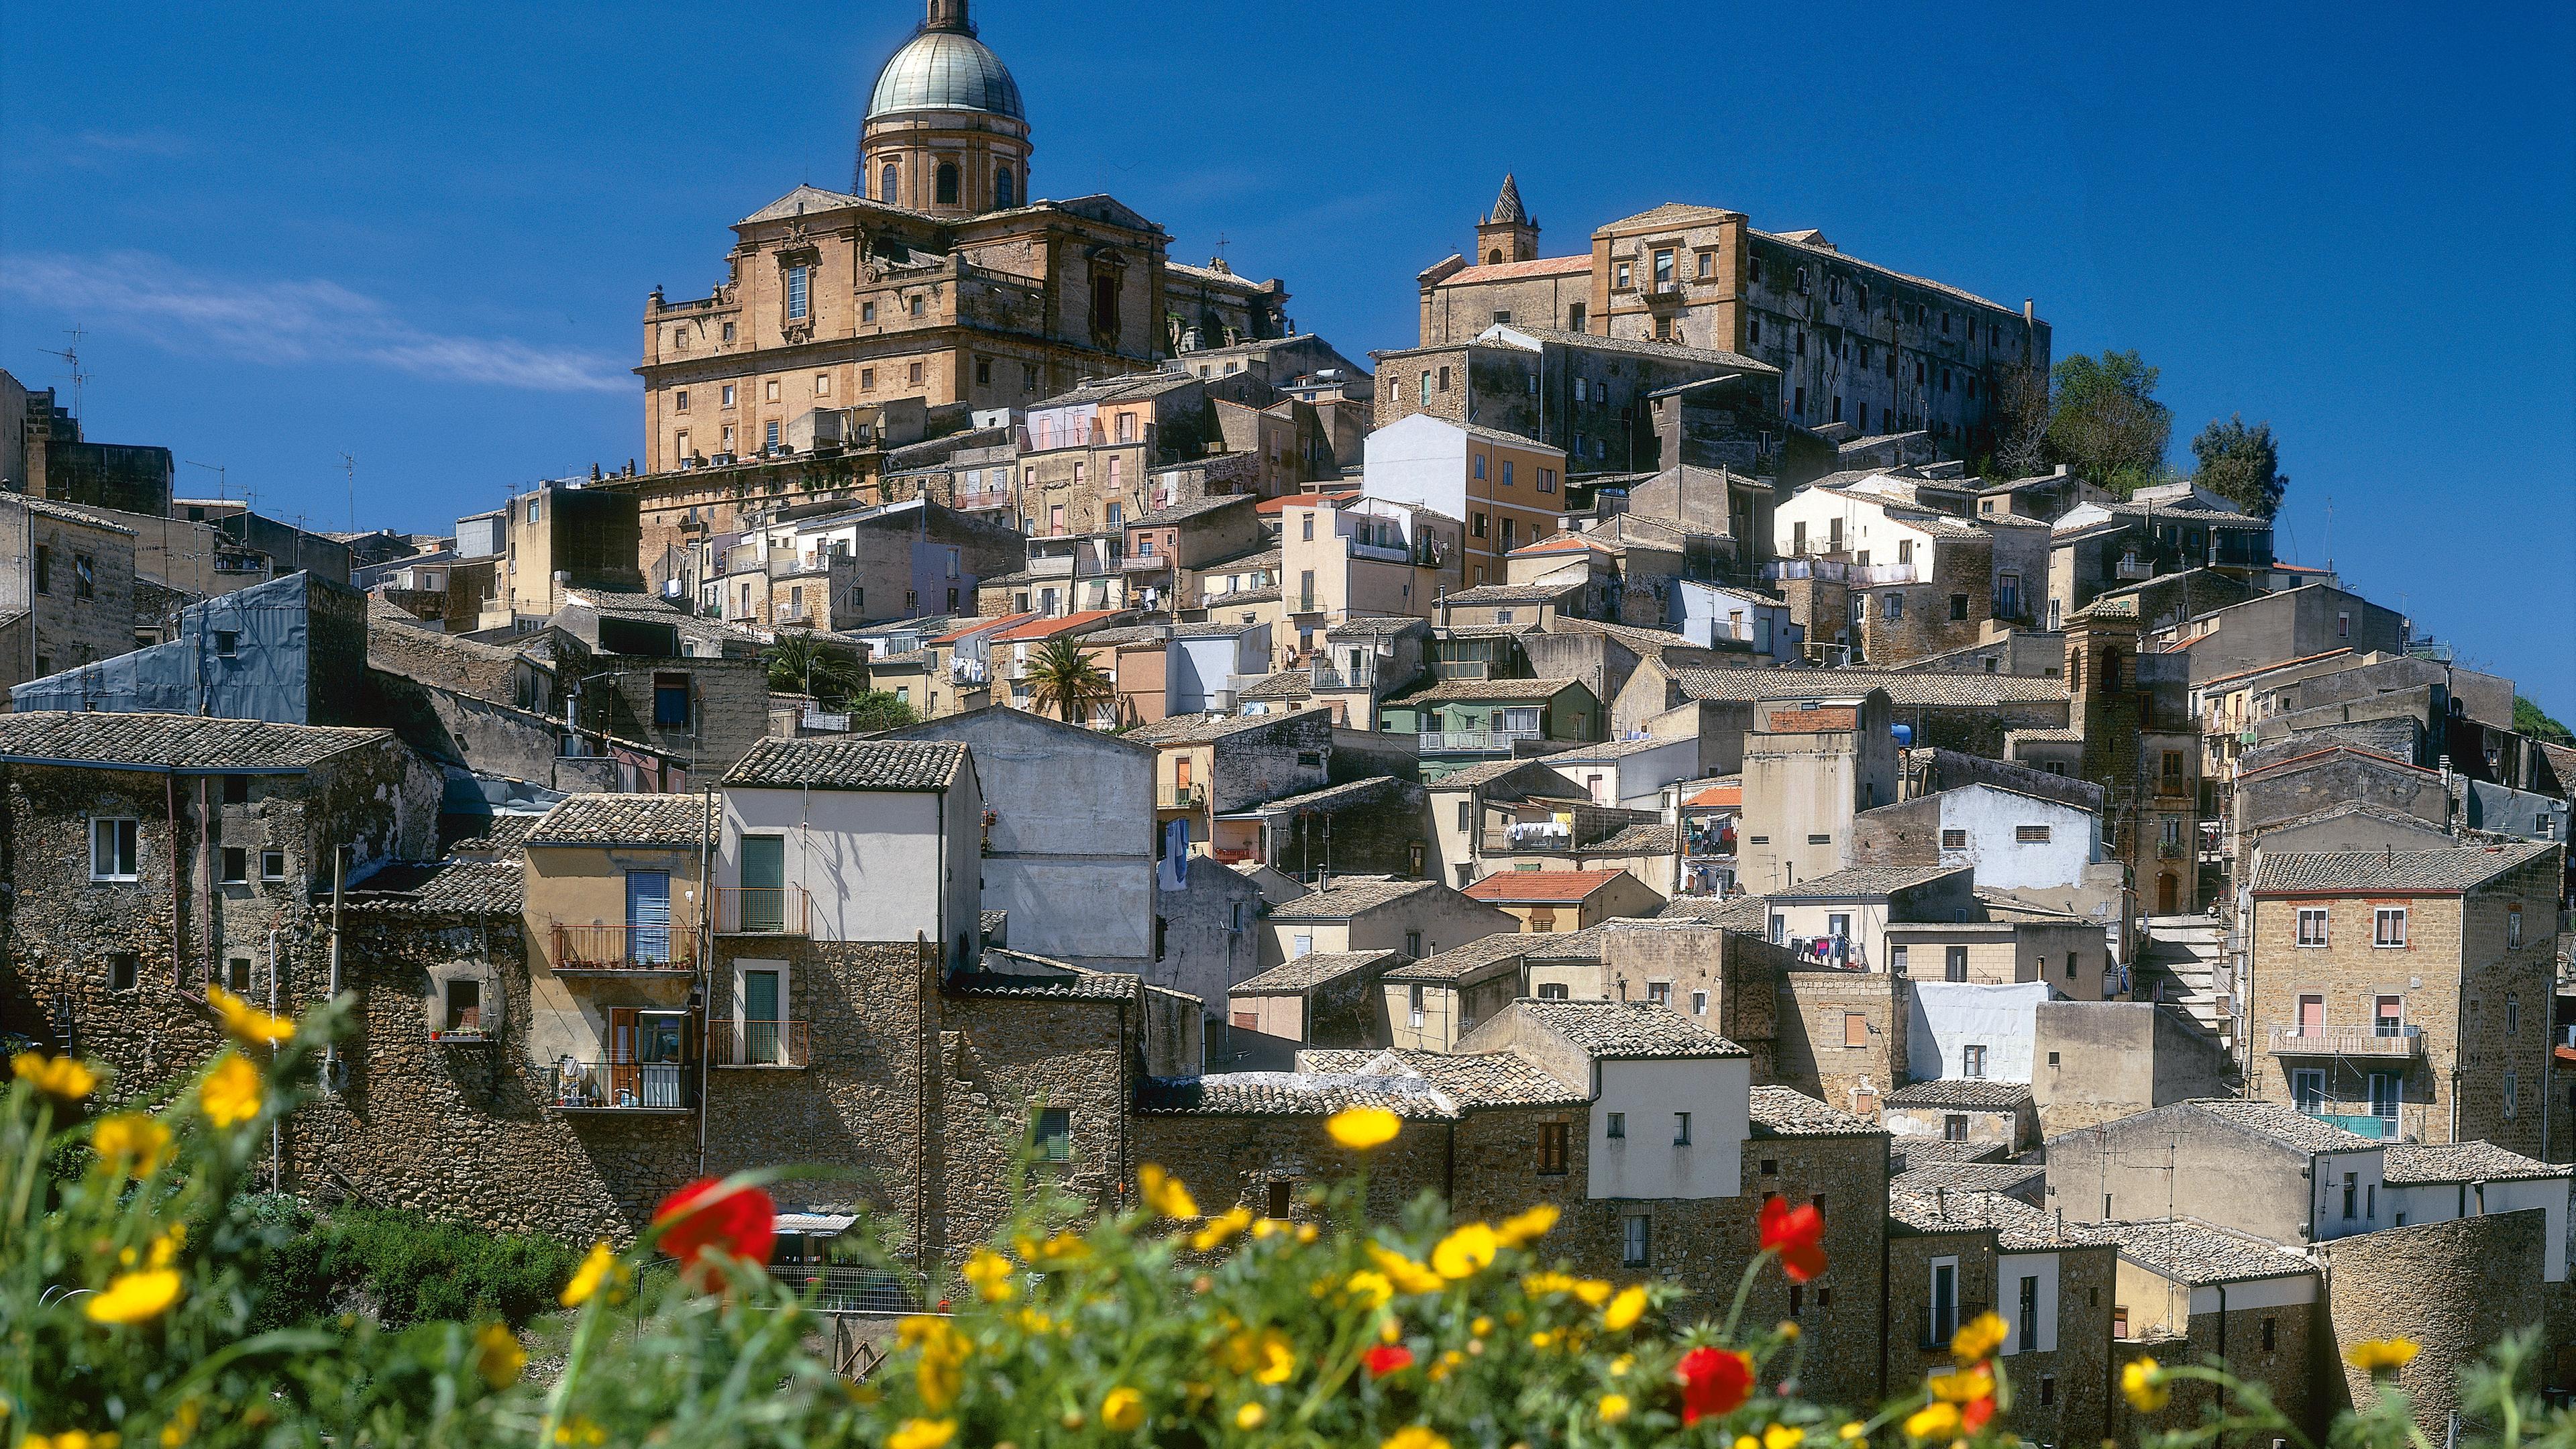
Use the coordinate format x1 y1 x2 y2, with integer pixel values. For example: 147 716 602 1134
4 1 2570 712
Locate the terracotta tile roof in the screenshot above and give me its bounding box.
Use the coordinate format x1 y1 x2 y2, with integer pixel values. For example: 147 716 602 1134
930 612 1036 645
2194 648 2358 690
1126 710 1305 745
1509 535 1611 557
1890 1160 2048 1198
527 794 708 849
1136 1071 1462 1119
1670 668 2067 708
446 813 541 860
0 712 392 771
1654 894 1768 929
1519 999 1749 1059
1439 254 1594 284
1236 669 1315 702
1232 949 1399 994
1232 776 1415 816
1585 822 1678 854
345 857 523 916
1254 490 1358 515
2380 1141 2569 1185
1438 582 1582 606
1884 1079 2033 1110
1384 676 1585 706
722 738 967 792
1684 783 1743 808
990 609 1125 643
1296 1046 1587 1108
1265 875 1442 922
2248 841 2557 896
1383 932 1530 984
1750 1085 1883 1138
1464 868 1635 903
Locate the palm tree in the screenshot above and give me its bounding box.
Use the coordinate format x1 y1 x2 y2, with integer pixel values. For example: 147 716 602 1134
1022 636 1115 724
762 634 867 709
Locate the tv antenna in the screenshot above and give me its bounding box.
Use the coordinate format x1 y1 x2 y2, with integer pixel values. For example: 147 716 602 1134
339 452 358 530
184 460 227 502
39 328 89 420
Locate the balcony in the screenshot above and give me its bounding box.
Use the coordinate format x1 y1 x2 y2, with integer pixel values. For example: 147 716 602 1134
1307 662 1378 690
2268 1024 2424 1058
1121 553 1172 573
1158 784 1204 810
428 1006 498 1046
716 885 810 935
951 485 1012 512
1845 562 1919 586
1420 729 1539 754
552 924 697 975
2115 557 2154 580
1348 539 1411 564
2299 1110 2392 1140
711 1019 811 1069
547 1057 696 1114
1483 824 1572 853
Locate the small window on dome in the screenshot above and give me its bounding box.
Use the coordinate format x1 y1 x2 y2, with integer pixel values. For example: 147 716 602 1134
994 166 1015 209
879 161 898 204
936 162 960 207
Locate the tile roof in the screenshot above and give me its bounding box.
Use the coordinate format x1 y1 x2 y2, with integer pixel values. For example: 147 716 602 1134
1132 494 1254 525
1326 614 1434 637
1519 999 1749 1059
2106 1219 2316 1285
1234 776 1414 816
1438 582 1582 606
1890 1160 2049 1198
1464 868 1636 903
2250 798 2448 839
930 612 1037 645
527 794 708 849
1298 1047 1589 1108
1669 668 2068 708
1254 490 1358 516
1428 757 1585 792
1767 863 1968 901
722 738 967 792
1884 1079 2034 1110
446 812 541 860
1684 782 1743 808
2248 841 2557 896
5 494 139 534
2186 1098 2381 1154
1383 931 1530 983
1125 710 1301 745
1385 676 1586 706
1232 949 1399 994
1585 822 1679 854
2379 1141 2570 1185
1438 254 1594 284
1654 894 1770 929
1136 1071 1461 1119
1238 669 1316 702
1890 1187 2121 1249
0 712 392 772
1547 735 1689 763
1749 1085 1883 1138
1890 1139 2009 1169
1265 875 1441 921
946 969 1138 1002
990 609 1126 643
345 857 523 916
1027 372 1200 411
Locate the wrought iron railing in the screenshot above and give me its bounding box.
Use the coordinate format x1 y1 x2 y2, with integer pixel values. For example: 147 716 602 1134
712 1019 812 1068
1157 784 1203 810
547 1057 696 1112
552 923 696 973
716 885 810 934
2267 1024 2422 1057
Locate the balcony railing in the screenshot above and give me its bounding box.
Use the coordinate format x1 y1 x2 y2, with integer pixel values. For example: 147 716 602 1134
1348 539 1411 564
2115 558 2154 580
1120 553 1172 572
547 1057 696 1112
1307 663 1378 690
711 1019 811 1068
1210 846 1255 865
2298 1109 2392 1140
1483 825 1572 853
1157 784 1204 810
1420 729 1539 753
2267 1024 2424 1057
553 924 696 974
716 885 810 935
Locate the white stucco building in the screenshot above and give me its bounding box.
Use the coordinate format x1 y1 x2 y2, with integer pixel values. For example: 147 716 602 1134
716 736 984 963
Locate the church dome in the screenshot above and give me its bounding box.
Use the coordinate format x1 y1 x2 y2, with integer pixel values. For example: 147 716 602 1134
867 28 1024 121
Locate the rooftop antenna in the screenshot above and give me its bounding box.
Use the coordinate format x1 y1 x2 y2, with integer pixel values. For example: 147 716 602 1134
40 327 89 419
184 460 227 504
339 452 357 531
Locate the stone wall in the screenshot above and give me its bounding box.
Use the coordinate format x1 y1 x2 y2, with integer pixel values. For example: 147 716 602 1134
2031 1000 2233 1137
1735 1131 1891 1405
932 987 1135 1259
1888 1226 1996 1379
2317 1210 2550 1432
1772 971 1907 1119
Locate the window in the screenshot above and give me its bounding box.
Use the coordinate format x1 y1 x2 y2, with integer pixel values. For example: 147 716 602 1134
2504 1070 2518 1118
2261 1316 2277 1351
1622 1214 1650 1267
443 977 481 1032
1615 261 1632 290
220 847 248 884
2015 824 2051 843
1407 983 1424 1027
1501 460 1514 488
2373 907 2407 948
1537 983 1568 1000
73 553 95 598
109 953 139 992
1962 1044 1988 1078
1607 1111 1626 1139
1034 1107 1072 1163
213 630 239 657
90 818 139 881
2297 907 2328 947
675 388 689 412
1672 1112 1693 1146
2507 908 2523 948
786 266 810 321
1929 1260 1958 1343
2337 610 2350 638
765 421 780 450
994 166 1014 208
1438 366 1450 392
1940 828 1967 849
860 367 875 389
2039 1375 2056 1407
1883 592 1902 621
879 161 898 202
1538 1121 1568 1174
654 674 691 729
1647 981 1670 1006
934 161 959 206
1947 593 1968 621
1945 946 1969 983
33 545 51 594
2342 1171 2357 1218
1843 1012 1868 1049
260 849 286 881
2506 994 2520 1034
221 774 250 805
1471 513 1487 539
1652 249 1674 284
1890 945 1909 975
2016 1274 2038 1355
1265 1178 1293 1218
1690 989 1708 1016
721 384 737 408
908 362 924 385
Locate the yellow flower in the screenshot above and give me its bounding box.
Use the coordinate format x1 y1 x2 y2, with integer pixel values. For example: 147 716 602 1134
85 1269 182 1325
158 1399 201 1448
207 984 294 1046
1382 1430 1451 1449
1366 1244 1446 1295
1255 1335 1297 1385
91 1114 172 1178
1191 1205 1253 1252
1599 1393 1633 1424
1102 1387 1145 1432
1839 1424 1868 1442
197 1053 262 1129
1138 1163 1199 1220
1430 1222 1498 1279
961 1248 1016 1302
13 1051 99 1102
1767 1424 1805 1449
1018 1230 1089 1265
900 1316 972 1410
1902 1403 1961 1440
474 1322 526 1390
1235 1403 1267 1430
1346 1270 1395 1307
2121 1356 2169 1413
1930 1364 1994 1403
1013 1307 1057 1335
2347 1338 2420 1373
1469 1316 1491 1338
1603 1283 1648 1332
1778 1320 1801 1340
1529 1330 1555 1348
1737 1436 1762 1449
1379 1316 1403 1344
1495 1203 1560 1246
1295 1223 1318 1243
551 1417 606 1446
147 1226 185 1269
888 1421 955 1449
1949 1309 2008 1364
1328 1105 1401 1149
31 1434 123 1449
559 1241 629 1307
1611 1353 1635 1377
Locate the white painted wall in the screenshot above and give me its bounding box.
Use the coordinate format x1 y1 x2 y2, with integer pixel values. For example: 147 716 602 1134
1672 582 1801 664
720 773 981 957
1586 1057 1749 1201
1934 786 2101 890
1360 414 1468 519
1907 980 2050 1084
2384 1176 2570 1281
2306 1147 2388 1242
1557 737 1703 808
1173 627 1269 712
2186 1272 2314 1316
1996 1252 2060 1354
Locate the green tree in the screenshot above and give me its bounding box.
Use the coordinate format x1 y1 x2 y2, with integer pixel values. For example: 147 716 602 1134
2514 695 2574 747
761 633 867 709
1022 635 1114 724
844 690 918 732
2190 413 2288 519
1983 362 2053 479
2045 350 2171 494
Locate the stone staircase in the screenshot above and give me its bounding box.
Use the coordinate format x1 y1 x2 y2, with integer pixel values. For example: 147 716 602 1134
2134 915 2239 1072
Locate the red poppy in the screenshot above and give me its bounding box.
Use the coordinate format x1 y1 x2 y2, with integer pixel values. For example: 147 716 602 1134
652 1177 776 1286
1363 1344 1415 1377
1759 1197 1827 1283
1962 1397 1996 1432
1676 1346 1753 1425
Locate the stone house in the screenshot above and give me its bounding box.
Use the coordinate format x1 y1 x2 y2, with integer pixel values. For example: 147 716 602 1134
13 572 373 729
1886 1187 2120 1449
1614 661 2071 763
1222 948 1398 1065
2153 583 2410 688
2027 1000 2237 1138
1735 692 1902 896
2045 487 2275 629
519 795 712 1098
1883 920 2108 999
2055 595 2204 916
1851 781 2103 893
2044 1098 2388 1246
1772 480 2022 662
1882 1077 2038 1152
1421 757 1589 889
1759 863 1974 977
0 493 138 691
1513 918 1791 1065
1772 965 1911 1121
2244 842 2564 1153
1128 707 1335 855
1462 867 1663 934
540 621 772 778
1376 677 1601 782
1359 415 1569 588
1259 875 1513 973
2100 1219 2320 1438
2377 1141 2571 1281
1378 934 1532 1051
1211 775 1426 880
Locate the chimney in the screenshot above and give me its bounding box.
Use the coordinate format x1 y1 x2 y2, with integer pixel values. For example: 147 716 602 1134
2023 299 2035 323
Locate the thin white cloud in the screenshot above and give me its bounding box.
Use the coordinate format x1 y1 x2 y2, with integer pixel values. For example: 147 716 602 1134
0 251 628 393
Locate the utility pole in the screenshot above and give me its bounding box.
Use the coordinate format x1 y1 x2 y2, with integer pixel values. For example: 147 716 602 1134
340 453 357 531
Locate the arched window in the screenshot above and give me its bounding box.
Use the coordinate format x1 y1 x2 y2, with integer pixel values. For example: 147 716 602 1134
1487 249 1503 265
994 166 1015 209
879 162 898 203
936 162 961 207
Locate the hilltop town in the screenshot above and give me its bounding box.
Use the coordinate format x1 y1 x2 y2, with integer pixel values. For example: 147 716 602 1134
3 0 2571 1433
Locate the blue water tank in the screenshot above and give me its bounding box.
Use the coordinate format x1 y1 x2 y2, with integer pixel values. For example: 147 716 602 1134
1891 723 1915 748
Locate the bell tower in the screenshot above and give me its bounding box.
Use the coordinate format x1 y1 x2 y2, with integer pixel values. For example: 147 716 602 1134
1474 173 1540 266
